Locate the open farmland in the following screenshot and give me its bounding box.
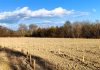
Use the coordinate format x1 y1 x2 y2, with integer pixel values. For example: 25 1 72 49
0 37 100 70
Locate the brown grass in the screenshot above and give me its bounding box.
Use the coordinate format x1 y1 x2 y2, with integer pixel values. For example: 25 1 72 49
0 37 100 70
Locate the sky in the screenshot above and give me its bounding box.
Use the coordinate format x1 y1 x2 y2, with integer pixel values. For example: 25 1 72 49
0 0 100 29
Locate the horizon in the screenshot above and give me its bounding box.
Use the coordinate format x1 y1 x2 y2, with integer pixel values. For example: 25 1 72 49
0 0 100 29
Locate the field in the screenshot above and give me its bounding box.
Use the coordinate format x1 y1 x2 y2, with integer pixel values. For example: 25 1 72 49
0 37 100 70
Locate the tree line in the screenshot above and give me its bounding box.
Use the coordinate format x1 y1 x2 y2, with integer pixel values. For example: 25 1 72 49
0 21 100 38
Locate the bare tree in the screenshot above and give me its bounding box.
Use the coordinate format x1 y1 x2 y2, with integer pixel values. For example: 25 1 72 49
18 24 28 37
29 24 38 35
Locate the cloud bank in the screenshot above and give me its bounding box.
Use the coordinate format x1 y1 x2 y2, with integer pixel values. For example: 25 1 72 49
0 7 89 24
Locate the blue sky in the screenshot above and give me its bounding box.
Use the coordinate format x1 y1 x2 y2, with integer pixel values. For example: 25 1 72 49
0 0 99 29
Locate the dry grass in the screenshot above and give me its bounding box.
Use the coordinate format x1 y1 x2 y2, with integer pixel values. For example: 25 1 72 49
0 37 100 70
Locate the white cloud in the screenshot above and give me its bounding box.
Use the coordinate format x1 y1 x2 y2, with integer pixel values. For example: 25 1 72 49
0 7 89 24
0 23 9 27
72 11 89 17
52 7 73 15
38 20 65 28
92 8 96 12
43 20 52 23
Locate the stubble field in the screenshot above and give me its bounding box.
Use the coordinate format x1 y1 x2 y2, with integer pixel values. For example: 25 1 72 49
0 37 100 70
